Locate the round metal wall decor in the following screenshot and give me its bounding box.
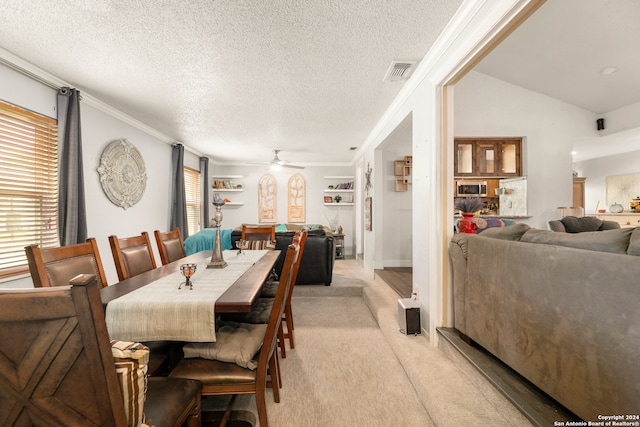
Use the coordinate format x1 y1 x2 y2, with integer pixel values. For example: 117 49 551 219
97 138 147 209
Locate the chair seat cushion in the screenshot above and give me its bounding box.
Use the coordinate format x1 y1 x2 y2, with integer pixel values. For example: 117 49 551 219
241 298 274 324
182 321 267 369
144 377 202 427
260 281 278 298
170 357 257 385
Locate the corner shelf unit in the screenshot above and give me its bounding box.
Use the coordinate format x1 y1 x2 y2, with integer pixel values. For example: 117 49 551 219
323 176 354 206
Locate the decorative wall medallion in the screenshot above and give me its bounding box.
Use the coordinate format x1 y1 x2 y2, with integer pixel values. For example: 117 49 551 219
97 138 147 209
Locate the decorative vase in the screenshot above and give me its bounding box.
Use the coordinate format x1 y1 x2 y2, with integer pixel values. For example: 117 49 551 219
458 212 477 234
337 225 343 234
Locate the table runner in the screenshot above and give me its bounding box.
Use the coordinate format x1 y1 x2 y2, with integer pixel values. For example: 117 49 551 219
105 250 267 342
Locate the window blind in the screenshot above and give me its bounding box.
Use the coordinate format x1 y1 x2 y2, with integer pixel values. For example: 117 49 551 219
184 166 201 236
0 101 58 278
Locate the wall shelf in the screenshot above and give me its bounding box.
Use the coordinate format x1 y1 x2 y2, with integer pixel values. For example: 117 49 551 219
324 202 354 206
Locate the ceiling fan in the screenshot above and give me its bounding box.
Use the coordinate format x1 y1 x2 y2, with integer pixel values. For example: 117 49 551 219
252 150 305 170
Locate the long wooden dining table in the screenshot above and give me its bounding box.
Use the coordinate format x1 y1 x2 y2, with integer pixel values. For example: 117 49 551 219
100 249 280 342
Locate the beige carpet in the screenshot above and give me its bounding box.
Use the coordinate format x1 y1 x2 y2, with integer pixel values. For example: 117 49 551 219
207 260 532 426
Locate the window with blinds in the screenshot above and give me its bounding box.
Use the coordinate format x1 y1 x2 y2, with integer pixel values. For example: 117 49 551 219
0 101 59 278
184 166 201 236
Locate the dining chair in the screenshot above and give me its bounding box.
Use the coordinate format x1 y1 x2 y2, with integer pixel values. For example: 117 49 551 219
109 231 177 376
240 224 276 249
244 230 308 358
262 230 308 358
154 227 187 265
0 273 202 427
168 238 301 427
25 238 109 288
109 231 157 281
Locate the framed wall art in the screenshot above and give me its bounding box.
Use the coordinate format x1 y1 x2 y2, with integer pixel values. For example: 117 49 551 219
364 196 372 231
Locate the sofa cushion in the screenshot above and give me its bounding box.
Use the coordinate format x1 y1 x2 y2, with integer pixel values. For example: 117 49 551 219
478 223 530 241
111 340 149 427
182 321 267 370
560 216 603 233
521 227 633 254
626 227 640 255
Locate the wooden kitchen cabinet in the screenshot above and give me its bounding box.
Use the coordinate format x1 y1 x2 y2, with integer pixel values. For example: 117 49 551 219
454 138 522 177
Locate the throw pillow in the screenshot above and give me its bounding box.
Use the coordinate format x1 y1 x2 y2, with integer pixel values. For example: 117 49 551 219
560 216 603 233
275 223 288 231
111 340 149 427
627 227 640 256
183 321 267 370
246 240 276 250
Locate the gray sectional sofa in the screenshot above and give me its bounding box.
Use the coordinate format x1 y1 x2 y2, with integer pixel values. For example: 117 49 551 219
449 224 640 422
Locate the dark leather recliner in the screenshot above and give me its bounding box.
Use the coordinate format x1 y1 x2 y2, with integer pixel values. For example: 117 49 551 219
232 229 334 285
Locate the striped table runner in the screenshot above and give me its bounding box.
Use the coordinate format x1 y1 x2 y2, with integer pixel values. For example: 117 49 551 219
105 250 267 342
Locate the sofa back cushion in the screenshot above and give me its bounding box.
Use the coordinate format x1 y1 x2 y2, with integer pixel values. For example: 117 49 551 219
520 227 633 254
478 223 530 241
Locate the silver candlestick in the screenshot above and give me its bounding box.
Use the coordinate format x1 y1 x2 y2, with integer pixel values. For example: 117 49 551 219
207 195 228 269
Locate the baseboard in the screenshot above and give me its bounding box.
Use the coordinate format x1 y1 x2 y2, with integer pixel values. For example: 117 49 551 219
437 327 577 426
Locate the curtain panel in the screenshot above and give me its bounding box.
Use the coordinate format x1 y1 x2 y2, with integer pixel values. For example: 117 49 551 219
57 87 87 245
171 144 189 238
200 156 210 229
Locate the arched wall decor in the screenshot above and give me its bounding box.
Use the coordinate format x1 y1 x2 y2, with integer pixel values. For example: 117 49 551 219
258 174 277 223
287 173 305 223
96 138 147 210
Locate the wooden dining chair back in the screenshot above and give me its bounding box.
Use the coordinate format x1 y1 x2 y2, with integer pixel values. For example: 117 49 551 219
25 237 109 288
241 224 276 250
251 230 308 357
0 274 202 427
154 227 186 265
109 231 157 281
169 239 301 427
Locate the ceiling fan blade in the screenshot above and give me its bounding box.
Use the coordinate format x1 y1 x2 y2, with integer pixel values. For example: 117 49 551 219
281 164 305 169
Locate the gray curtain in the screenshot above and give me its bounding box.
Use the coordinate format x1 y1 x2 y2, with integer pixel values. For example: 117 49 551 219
57 87 87 245
200 156 210 229
170 144 189 238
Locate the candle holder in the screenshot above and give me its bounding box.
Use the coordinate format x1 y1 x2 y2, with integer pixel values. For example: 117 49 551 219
179 263 197 289
237 239 247 255
207 195 228 269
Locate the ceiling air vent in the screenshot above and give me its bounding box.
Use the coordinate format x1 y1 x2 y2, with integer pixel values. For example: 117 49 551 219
383 60 417 82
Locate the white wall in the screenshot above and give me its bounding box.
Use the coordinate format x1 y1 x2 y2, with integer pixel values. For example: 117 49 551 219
1 64 180 288
381 141 412 267
574 150 640 214
454 71 598 228
199 164 356 255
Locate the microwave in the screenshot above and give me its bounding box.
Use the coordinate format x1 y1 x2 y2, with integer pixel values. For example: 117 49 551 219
456 181 487 197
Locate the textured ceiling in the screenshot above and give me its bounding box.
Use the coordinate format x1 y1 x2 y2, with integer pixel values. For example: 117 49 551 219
0 0 462 165
476 0 640 115
475 0 640 161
